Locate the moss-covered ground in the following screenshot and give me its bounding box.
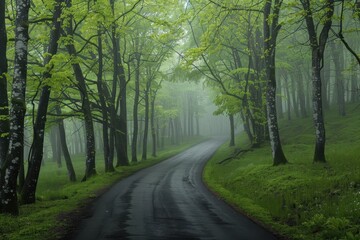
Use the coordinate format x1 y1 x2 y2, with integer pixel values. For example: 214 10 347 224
203 104 360 240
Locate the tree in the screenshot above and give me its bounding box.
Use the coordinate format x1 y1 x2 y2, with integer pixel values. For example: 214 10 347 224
0 0 9 166
263 0 288 165
64 0 96 180
0 0 31 215
55 105 76 181
300 0 334 162
21 0 65 204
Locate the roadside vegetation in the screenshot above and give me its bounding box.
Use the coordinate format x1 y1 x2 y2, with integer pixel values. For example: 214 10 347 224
204 104 360 240
0 136 205 240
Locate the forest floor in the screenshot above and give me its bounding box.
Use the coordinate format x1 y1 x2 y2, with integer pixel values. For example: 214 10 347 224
203 103 360 240
0 136 205 240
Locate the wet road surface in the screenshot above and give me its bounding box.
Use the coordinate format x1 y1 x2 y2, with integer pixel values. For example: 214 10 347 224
72 139 277 240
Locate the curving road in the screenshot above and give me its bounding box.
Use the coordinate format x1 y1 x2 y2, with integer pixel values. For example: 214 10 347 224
72 139 277 240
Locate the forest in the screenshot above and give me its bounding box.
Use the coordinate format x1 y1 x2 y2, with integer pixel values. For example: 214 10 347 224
0 0 360 239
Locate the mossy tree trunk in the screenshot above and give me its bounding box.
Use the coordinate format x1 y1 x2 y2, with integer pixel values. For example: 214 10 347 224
0 0 30 215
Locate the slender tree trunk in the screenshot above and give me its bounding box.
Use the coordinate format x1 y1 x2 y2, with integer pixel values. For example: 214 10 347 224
55 106 76 181
116 46 129 167
161 123 166 148
50 126 61 167
297 72 307 118
276 79 284 119
264 0 287 165
0 0 30 215
20 0 64 204
96 28 113 172
351 60 358 102
169 118 175 145
65 0 96 180
131 53 140 163
291 76 299 118
330 41 346 116
109 0 128 166
138 116 143 154
0 0 9 168
283 73 292 120
301 0 334 162
229 114 235 147
240 110 253 143
142 81 150 161
321 50 330 110
150 93 157 157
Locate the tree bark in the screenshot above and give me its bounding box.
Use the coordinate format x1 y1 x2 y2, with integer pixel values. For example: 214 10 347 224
96 26 113 172
301 0 334 163
20 0 64 204
229 114 235 147
0 0 30 215
150 92 157 157
297 72 307 118
131 52 141 163
0 0 9 167
263 0 287 165
50 125 61 167
55 106 76 181
142 79 150 161
350 59 358 102
64 0 96 180
330 41 346 116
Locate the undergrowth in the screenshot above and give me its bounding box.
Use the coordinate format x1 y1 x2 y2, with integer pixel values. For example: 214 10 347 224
203 104 360 240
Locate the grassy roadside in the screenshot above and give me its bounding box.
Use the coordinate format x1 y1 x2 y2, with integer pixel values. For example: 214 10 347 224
203 104 360 240
0 136 205 240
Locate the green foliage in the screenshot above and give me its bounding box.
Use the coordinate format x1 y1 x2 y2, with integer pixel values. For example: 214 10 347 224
303 214 352 240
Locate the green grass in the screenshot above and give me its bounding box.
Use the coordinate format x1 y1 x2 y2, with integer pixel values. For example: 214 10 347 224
203 104 360 240
0 136 205 240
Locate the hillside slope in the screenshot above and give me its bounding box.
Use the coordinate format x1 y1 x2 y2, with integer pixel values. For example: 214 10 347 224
204 104 360 240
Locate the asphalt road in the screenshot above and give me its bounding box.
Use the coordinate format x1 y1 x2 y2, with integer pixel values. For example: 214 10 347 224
72 139 277 240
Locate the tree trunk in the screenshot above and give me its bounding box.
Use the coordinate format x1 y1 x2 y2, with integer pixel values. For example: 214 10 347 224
0 0 9 168
0 0 30 215
350 60 358 103
297 72 307 118
330 41 346 116
240 110 253 143
276 79 284 119
96 27 113 172
291 76 299 118
301 0 334 162
229 114 235 147
109 0 128 167
321 50 330 110
150 93 157 157
20 0 64 204
50 125 61 167
55 106 76 181
283 73 292 120
131 53 140 163
263 0 287 165
65 0 96 180
142 81 150 161
116 49 129 166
